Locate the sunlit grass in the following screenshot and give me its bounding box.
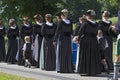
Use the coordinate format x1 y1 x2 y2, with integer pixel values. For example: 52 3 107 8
0 72 34 80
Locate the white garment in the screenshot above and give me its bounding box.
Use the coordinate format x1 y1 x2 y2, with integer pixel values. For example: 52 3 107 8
32 34 39 62
75 46 80 72
97 36 109 48
0 27 3 29
24 24 30 27
62 19 70 24
22 42 30 51
103 20 110 24
46 22 53 26
117 34 120 40
10 25 16 29
88 19 96 24
36 22 43 26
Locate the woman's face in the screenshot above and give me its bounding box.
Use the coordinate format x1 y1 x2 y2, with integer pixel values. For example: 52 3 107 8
45 17 51 22
23 20 29 24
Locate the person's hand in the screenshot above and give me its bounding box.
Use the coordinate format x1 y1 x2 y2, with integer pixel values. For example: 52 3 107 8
111 24 116 31
72 36 78 43
53 41 56 47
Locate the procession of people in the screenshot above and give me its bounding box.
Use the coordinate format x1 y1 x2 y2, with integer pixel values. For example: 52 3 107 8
0 8 119 80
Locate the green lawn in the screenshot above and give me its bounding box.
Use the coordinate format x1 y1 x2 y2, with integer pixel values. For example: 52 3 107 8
0 72 34 80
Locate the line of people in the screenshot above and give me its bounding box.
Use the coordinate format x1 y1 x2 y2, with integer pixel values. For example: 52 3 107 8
0 8 118 78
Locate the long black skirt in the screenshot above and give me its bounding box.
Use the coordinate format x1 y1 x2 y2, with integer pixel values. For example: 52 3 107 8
0 37 6 61
104 36 113 70
56 35 74 73
5 38 18 63
78 36 101 75
44 37 56 71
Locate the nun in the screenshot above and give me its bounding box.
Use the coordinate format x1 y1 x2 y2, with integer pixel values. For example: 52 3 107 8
5 19 19 64
98 11 113 70
33 14 43 68
18 16 33 65
41 14 56 71
54 9 74 73
78 10 101 76
0 20 6 62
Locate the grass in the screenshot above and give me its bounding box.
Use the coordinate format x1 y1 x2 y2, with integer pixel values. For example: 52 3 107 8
113 42 116 61
0 72 34 80
109 17 118 24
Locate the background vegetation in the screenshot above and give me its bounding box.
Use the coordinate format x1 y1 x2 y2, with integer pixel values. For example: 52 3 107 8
0 72 34 80
0 0 119 24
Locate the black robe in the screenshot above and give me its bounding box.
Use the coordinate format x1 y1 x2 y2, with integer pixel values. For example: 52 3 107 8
54 20 74 73
5 26 19 64
42 23 56 71
33 24 43 68
0 27 6 61
98 21 113 70
18 24 33 65
78 21 101 75
20 24 33 43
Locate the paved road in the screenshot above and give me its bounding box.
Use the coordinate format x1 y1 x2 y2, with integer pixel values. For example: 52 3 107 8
0 63 117 80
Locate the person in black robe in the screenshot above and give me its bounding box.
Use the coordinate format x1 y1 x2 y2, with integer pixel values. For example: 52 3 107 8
33 14 43 68
78 10 101 76
18 16 33 65
0 20 6 62
41 14 56 71
98 11 113 70
5 18 19 64
53 9 74 73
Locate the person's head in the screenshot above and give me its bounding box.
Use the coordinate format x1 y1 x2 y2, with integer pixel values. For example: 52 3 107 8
24 36 30 43
102 11 110 18
23 16 29 24
9 18 16 26
85 9 96 20
34 14 43 23
56 12 61 21
79 16 86 23
97 30 103 37
61 9 68 19
45 14 52 22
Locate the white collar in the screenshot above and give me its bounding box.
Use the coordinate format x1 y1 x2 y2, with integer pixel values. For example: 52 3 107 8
103 20 110 24
25 42 30 43
36 22 43 26
62 19 70 24
0 27 3 29
46 21 53 26
88 19 96 24
10 26 16 29
24 23 30 27
97 36 103 39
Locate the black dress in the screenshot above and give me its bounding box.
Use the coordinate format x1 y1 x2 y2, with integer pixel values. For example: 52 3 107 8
33 23 43 68
20 24 33 43
18 24 33 65
0 27 6 61
78 21 101 75
54 20 74 73
98 20 113 70
42 23 56 71
5 26 19 64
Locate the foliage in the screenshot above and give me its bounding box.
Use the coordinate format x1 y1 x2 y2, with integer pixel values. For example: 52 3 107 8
0 0 119 23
